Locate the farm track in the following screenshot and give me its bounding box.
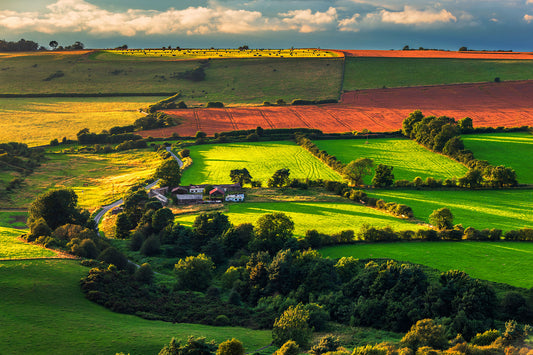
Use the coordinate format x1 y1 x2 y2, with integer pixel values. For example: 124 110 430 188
140 81 533 138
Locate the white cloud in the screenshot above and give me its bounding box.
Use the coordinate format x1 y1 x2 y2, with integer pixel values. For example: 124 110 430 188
338 13 360 32
0 0 269 36
279 7 338 32
525 14 533 22
527 0 533 4
377 6 457 25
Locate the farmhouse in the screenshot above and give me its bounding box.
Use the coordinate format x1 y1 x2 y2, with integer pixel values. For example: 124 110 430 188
209 187 225 198
148 187 169 206
171 183 242 195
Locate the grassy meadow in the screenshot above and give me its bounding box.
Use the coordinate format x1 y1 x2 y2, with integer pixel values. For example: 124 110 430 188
320 241 533 288
180 141 344 185
314 138 468 183
0 97 159 146
4 148 163 210
0 259 271 355
0 51 343 104
174 201 424 237
369 189 533 231
462 132 533 184
343 57 533 90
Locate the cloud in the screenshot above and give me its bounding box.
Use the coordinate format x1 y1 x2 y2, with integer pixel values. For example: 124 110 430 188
377 6 457 25
338 14 360 32
279 7 337 32
525 14 533 22
0 0 269 36
527 0 533 4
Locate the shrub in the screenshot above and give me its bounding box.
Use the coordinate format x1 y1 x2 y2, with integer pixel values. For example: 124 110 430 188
274 341 300 355
206 101 224 108
175 254 214 291
98 247 129 270
272 304 312 348
214 315 231 327
140 234 161 256
134 263 154 284
216 338 244 355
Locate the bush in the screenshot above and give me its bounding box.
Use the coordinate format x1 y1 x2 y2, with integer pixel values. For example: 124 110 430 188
206 101 224 108
175 254 214 291
274 341 300 355
272 304 312 348
98 247 129 270
214 315 231 327
216 338 244 355
134 263 154 284
140 234 161 256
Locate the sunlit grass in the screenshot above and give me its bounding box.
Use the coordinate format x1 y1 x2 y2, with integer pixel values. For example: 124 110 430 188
0 259 271 355
321 241 533 288
368 189 533 231
462 132 533 184
180 141 343 185
314 138 468 183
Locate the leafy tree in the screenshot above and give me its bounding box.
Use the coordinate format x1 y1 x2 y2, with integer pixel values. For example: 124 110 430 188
220 223 254 256
400 319 448 351
49 40 58 49
272 303 312 348
98 247 129 270
372 164 394 187
28 189 88 230
251 213 294 254
140 234 161 256
273 341 300 355
114 213 131 239
154 158 181 187
229 168 252 186
175 254 214 291
28 217 52 241
196 131 207 139
152 208 174 232
458 117 473 133
192 212 231 250
343 158 373 186
429 208 454 230
216 338 244 355
134 263 154 284
458 168 483 188
268 168 291 188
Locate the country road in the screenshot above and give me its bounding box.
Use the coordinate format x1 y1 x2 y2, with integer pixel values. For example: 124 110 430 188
93 147 182 230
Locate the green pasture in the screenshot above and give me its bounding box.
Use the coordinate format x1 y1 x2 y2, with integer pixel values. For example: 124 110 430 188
103 48 339 59
369 189 533 231
4 149 163 210
0 97 158 146
0 52 343 104
175 201 424 237
320 241 533 288
0 259 271 355
314 138 468 183
343 57 533 90
180 141 343 185
462 132 533 184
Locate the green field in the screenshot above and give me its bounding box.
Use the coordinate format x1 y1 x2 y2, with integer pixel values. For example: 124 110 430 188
175 201 424 237
180 141 344 185
0 52 343 104
313 138 468 183
369 189 533 231
320 241 533 288
0 97 158 146
343 57 533 90
0 259 271 355
3 149 163 210
462 132 533 184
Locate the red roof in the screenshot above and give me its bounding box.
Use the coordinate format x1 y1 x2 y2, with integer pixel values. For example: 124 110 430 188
209 187 224 195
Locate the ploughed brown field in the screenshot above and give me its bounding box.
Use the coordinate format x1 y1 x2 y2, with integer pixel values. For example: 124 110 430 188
139 81 533 137
338 49 533 59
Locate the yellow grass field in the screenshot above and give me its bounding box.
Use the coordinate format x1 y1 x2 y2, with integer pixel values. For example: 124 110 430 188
103 48 339 60
0 97 161 146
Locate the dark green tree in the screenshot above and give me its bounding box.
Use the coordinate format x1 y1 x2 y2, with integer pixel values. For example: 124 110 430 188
175 253 214 291
272 303 312 348
114 213 131 239
28 189 88 230
98 247 129 270
229 168 253 186
372 164 394 187
250 212 294 254
192 212 231 250
268 168 291 188
429 207 454 230
400 319 448 351
343 158 373 186
140 234 161 256
134 262 154 284
154 158 181 187
152 208 174 232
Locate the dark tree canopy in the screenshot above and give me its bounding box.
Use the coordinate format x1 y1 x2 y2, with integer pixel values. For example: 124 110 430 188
268 168 291 188
372 164 394 187
28 189 88 230
429 207 454 230
229 168 252 186
343 158 373 186
154 158 181 188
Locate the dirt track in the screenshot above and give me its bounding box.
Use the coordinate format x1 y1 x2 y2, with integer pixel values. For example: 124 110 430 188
139 80 533 137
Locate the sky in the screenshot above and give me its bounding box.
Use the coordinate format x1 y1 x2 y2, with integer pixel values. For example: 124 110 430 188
1 0 533 51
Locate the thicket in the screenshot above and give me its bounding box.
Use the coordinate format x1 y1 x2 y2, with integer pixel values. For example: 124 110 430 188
146 92 183 113
402 111 519 188
0 38 41 51
0 142 45 194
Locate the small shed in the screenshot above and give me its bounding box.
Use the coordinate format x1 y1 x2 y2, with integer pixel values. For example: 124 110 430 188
209 187 225 197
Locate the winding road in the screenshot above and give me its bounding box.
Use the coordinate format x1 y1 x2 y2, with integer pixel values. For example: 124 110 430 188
93 147 183 230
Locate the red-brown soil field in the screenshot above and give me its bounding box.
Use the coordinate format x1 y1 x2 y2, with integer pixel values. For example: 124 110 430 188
338 50 533 59
140 81 533 138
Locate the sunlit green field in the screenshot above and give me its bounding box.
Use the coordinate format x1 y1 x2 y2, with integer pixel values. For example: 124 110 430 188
321 241 533 288
314 138 468 183
0 259 271 355
0 52 343 104
0 97 157 146
369 189 533 231
104 48 339 59
175 201 424 237
343 57 533 90
462 132 533 184
4 149 163 210
180 141 344 185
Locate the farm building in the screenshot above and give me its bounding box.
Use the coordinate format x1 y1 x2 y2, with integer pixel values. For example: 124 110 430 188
175 194 203 204
225 193 245 202
209 187 225 198
171 183 242 195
